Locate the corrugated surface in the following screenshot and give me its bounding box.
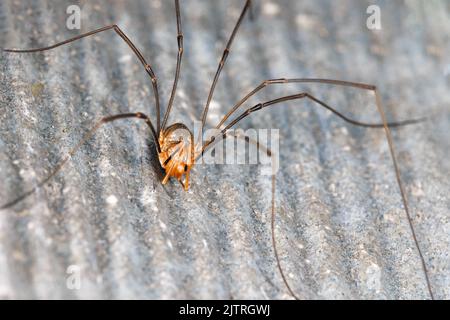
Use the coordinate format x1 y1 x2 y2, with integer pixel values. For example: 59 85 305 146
0 0 449 299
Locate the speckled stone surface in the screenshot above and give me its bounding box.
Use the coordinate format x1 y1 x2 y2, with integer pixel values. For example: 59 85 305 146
0 0 448 299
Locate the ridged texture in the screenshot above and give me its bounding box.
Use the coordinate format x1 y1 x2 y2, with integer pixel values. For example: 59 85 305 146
0 0 449 299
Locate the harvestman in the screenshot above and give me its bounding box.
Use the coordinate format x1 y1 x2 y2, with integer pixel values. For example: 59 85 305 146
1 0 434 299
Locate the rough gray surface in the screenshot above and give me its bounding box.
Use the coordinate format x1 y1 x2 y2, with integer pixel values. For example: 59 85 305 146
0 0 449 299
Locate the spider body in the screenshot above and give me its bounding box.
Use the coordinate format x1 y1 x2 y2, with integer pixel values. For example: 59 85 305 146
158 123 195 190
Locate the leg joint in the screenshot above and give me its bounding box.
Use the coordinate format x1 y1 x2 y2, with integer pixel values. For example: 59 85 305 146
177 34 184 49
249 103 263 113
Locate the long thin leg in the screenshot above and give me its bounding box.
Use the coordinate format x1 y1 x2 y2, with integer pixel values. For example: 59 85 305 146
3 25 162 134
0 112 159 210
215 78 426 129
374 91 434 300
161 0 184 131
201 91 421 156
201 91 434 300
231 131 300 299
199 0 252 135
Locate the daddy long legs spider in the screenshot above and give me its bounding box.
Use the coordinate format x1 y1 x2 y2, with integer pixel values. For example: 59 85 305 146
1 0 434 299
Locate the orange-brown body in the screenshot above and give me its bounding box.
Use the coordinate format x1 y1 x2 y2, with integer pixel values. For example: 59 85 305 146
158 123 195 190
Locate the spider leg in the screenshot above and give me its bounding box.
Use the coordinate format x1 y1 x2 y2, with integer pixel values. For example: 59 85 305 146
0 112 158 210
199 0 253 134
215 78 426 129
203 90 434 300
230 131 300 300
3 25 162 134
162 0 184 131
204 90 417 155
